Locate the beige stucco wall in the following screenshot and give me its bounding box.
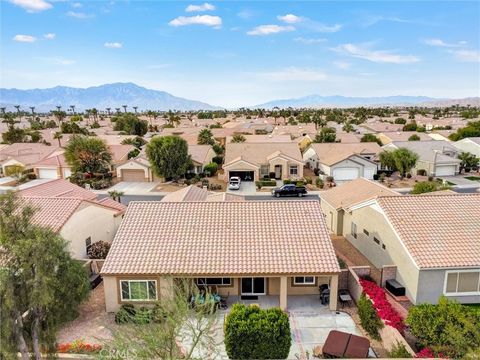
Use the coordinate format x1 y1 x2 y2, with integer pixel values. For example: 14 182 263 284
342 204 421 303
320 200 344 235
269 157 304 180
104 276 120 312
60 204 121 259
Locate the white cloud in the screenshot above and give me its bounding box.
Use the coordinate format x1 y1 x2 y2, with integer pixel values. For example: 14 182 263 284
12 34 36 42
449 49 480 63
8 0 52 12
332 61 351 70
169 15 222 27
67 11 94 19
185 3 215 12
254 67 327 82
104 42 122 48
237 9 254 20
247 25 295 36
277 14 303 24
333 43 420 64
36 56 75 65
43 33 55 40
423 38 464 48
294 37 327 45
71 2 82 8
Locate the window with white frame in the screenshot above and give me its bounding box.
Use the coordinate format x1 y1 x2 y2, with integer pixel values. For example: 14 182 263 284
120 280 157 301
351 222 357 239
260 165 269 176
444 271 480 295
293 276 315 285
196 278 232 286
289 165 298 176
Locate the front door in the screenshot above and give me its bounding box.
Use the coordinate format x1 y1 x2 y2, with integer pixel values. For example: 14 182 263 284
274 165 282 179
241 278 266 295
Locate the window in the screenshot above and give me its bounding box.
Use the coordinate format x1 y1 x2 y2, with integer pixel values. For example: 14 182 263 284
120 280 157 301
196 278 232 286
85 237 92 254
363 229 369 236
289 165 298 176
260 165 269 176
382 244 386 250
351 223 357 239
294 276 315 285
444 271 480 295
373 237 380 245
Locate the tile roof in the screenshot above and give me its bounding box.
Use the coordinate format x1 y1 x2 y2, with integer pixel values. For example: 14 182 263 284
96 197 128 212
19 179 97 200
188 145 213 164
226 135 292 143
376 194 480 269
33 153 69 167
109 145 135 163
101 201 339 276
307 142 381 166
0 143 60 166
387 141 461 164
320 178 401 210
224 142 303 167
379 131 432 143
161 185 244 202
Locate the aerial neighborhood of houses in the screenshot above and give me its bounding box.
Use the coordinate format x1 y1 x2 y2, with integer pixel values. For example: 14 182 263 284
1 103 479 359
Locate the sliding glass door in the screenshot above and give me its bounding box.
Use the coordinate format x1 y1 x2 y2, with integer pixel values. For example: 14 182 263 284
241 277 266 295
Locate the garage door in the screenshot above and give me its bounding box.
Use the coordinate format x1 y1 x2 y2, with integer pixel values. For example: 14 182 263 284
38 168 58 179
364 168 376 180
332 167 359 181
435 165 456 177
229 171 254 181
121 169 146 182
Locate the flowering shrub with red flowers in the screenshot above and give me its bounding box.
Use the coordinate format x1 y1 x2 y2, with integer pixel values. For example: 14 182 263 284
359 279 405 333
415 347 446 358
57 339 102 354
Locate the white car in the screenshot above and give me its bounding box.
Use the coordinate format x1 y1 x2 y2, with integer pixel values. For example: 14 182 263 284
228 176 241 190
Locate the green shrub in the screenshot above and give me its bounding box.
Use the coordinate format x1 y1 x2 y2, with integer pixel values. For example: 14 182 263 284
395 118 407 124
134 307 153 325
304 176 312 184
358 293 383 340
115 304 136 324
296 181 304 187
283 179 291 185
224 304 291 360
387 342 412 358
316 177 324 188
411 181 437 194
255 181 262 190
204 162 218 176
256 180 277 187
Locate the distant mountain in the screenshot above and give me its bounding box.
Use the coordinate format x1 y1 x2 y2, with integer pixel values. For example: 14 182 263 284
419 97 480 107
0 83 221 112
253 95 464 109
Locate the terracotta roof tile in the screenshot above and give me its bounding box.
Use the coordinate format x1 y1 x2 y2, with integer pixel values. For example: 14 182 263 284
377 194 480 269
307 142 381 166
101 201 339 275
224 142 303 167
19 179 97 200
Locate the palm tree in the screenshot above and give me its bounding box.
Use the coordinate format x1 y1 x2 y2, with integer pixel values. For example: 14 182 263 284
0 107 5 115
115 107 121 114
106 107 111 116
56 105 61 111
70 105 76 115
122 105 127 113
91 108 98 122
29 106 35 121
133 106 138 114
108 190 124 203
53 131 63 147
14 105 21 121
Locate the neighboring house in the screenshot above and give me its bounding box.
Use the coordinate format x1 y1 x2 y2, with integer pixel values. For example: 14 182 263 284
115 144 215 182
18 179 125 259
223 142 304 181
226 135 292 143
161 185 244 202
428 130 455 142
377 131 432 145
303 143 381 182
453 137 480 158
383 141 460 176
333 193 480 305
101 201 340 312
0 143 60 176
361 123 403 133
319 178 401 235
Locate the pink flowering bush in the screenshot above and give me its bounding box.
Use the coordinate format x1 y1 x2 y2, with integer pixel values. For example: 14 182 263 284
415 347 445 358
359 278 405 333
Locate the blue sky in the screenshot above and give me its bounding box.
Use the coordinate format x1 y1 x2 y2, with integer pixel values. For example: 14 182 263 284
1 0 479 107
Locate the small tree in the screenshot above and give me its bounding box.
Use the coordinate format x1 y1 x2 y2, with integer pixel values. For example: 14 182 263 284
203 162 218 176
361 133 382 146
411 181 437 194
358 293 383 341
231 134 246 143
64 135 113 175
314 127 336 143
408 134 420 141
458 151 479 173
224 304 291 359
197 128 215 145
113 113 148 136
4 164 25 181
87 240 111 259
146 136 191 180
108 190 124 203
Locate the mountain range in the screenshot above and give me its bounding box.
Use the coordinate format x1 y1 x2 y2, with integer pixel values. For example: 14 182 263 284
0 83 478 111
0 83 221 112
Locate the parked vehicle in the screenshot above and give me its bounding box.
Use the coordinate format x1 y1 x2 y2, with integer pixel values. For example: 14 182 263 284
228 176 241 190
271 184 307 197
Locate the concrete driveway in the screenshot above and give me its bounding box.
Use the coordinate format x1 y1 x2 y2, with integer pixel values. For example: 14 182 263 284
226 180 256 195
99 181 160 195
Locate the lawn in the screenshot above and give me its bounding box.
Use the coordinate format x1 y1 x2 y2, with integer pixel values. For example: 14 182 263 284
464 176 480 181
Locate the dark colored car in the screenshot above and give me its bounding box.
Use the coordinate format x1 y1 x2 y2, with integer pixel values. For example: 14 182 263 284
271 184 307 197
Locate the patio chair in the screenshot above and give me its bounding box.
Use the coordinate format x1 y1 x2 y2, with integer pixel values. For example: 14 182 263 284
219 292 229 310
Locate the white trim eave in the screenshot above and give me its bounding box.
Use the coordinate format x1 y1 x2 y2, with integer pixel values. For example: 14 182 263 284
422 266 480 271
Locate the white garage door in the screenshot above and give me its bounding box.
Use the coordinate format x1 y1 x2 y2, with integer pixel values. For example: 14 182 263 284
38 168 58 179
364 167 376 180
332 167 359 181
435 165 456 177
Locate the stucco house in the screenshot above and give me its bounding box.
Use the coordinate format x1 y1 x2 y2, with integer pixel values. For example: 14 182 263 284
377 131 432 145
223 142 304 181
453 137 480 158
115 144 215 182
0 143 61 177
19 179 125 259
101 201 340 312
303 143 380 182
322 186 480 305
383 140 461 176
